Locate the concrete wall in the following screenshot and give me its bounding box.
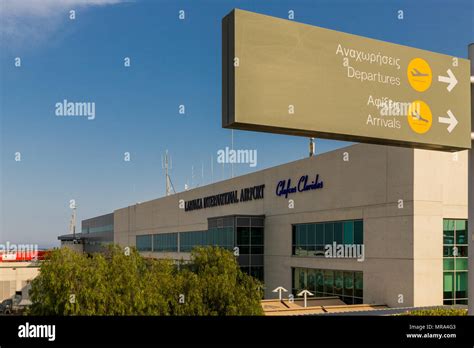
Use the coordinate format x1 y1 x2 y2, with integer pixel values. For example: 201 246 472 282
412 149 468 306
263 144 415 307
113 143 467 307
0 263 40 301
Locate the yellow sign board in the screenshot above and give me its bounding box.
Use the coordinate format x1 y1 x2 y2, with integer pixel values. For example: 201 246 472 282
222 9 471 151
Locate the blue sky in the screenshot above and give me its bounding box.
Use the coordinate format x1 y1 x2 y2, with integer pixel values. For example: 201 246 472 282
1 0 473 247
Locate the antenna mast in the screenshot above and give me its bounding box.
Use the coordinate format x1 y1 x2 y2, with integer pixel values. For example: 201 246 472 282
69 205 77 241
201 162 204 186
211 155 214 183
162 150 176 196
231 130 234 178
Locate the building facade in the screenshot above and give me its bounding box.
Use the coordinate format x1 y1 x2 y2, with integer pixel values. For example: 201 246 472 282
60 143 468 308
58 213 114 253
0 262 39 302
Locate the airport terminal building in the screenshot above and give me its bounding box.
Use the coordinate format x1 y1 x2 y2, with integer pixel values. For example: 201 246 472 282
59 143 468 308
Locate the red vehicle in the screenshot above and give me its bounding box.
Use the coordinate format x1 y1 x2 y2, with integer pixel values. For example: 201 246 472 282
0 250 48 262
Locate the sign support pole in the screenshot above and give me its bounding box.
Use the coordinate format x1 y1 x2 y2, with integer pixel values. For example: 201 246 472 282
468 43 474 315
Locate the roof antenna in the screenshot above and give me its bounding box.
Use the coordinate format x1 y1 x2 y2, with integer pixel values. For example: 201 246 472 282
69 204 77 243
211 155 214 183
231 130 234 178
162 150 176 196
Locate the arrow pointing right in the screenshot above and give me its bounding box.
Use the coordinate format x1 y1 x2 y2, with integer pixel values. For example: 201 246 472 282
438 110 458 133
272 286 288 301
438 69 458 92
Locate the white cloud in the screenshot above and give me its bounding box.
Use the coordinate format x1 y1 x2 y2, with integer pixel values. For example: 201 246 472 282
0 0 127 49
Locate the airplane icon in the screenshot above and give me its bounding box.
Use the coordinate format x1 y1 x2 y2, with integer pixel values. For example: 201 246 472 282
411 68 429 77
412 109 429 123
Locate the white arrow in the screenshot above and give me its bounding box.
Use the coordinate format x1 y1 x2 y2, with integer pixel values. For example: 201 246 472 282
297 289 314 308
438 69 458 92
272 286 288 301
438 110 458 133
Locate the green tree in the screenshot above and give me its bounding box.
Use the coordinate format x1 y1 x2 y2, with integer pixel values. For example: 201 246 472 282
28 245 263 316
184 246 264 315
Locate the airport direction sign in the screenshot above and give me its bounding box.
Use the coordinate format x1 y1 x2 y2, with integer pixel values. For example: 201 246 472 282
222 9 471 151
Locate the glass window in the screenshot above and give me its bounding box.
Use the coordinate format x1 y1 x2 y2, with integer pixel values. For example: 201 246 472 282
208 229 215 245
307 224 316 245
324 223 334 245
293 268 362 304
250 246 264 254
251 227 264 245
295 225 301 244
343 221 354 245
354 220 363 244
292 225 296 247
306 244 316 257
443 258 454 271
457 246 468 257
237 217 250 227
251 217 264 227
222 228 229 247
354 272 363 298
136 234 152 251
343 272 353 297
300 225 308 246
237 227 250 245
443 272 454 299
455 258 468 271
442 219 468 304
89 224 114 234
456 229 467 245
307 269 316 291
250 266 264 281
334 223 343 244
217 229 224 246
316 270 324 292
455 220 466 233
316 224 324 244
153 233 178 252
334 271 343 295
298 268 306 289
443 231 455 245
324 270 334 294
443 246 453 257
227 227 235 248
444 219 455 233
455 272 467 298
238 245 250 254
293 220 363 256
